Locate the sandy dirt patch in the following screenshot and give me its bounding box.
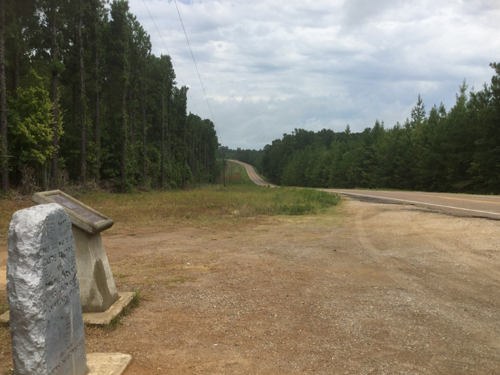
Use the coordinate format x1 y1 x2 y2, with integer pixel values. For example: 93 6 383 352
1 198 500 374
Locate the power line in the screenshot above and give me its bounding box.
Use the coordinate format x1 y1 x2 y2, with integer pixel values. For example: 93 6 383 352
142 0 201 115
172 0 220 138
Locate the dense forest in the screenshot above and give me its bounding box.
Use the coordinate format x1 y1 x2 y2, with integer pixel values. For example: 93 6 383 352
0 0 219 195
229 64 500 194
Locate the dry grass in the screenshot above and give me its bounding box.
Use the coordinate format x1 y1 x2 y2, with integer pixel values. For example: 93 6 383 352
69 164 339 233
0 163 341 372
0 162 340 244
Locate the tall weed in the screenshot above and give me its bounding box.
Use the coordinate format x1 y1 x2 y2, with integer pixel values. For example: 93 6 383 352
0 164 341 237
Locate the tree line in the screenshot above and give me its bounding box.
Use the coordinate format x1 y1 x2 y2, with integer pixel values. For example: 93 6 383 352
232 64 500 194
0 0 219 195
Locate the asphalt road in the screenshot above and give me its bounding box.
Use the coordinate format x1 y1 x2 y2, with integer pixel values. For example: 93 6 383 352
230 160 500 220
320 189 500 220
228 160 277 187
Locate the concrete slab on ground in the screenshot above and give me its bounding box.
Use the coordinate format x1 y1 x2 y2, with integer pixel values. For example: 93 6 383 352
87 353 132 375
83 292 135 325
0 292 135 326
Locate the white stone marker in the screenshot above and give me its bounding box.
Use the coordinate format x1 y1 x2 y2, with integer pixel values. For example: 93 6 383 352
7 204 88 375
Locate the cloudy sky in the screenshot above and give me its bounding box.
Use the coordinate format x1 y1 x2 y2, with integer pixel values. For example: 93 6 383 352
128 0 500 150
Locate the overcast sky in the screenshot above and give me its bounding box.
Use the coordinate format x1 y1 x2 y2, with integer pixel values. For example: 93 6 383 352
129 0 500 150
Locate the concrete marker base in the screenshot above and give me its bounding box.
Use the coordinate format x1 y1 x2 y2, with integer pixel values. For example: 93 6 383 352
0 292 135 326
87 353 132 375
83 292 135 326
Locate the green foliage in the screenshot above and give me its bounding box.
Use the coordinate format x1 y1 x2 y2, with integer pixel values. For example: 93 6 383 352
273 189 340 215
105 315 123 331
9 70 63 167
0 303 8 315
256 65 500 194
223 161 341 216
7 70 64 190
105 289 141 331
2 0 219 192
130 289 141 309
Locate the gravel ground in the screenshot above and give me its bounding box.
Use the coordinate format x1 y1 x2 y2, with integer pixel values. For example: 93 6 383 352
1 197 500 374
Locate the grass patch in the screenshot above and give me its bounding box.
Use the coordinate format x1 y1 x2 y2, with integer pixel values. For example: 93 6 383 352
72 181 340 230
165 275 192 287
130 289 141 309
105 289 141 331
0 295 9 317
0 324 12 374
273 188 341 215
0 304 8 316
0 163 341 238
113 271 130 279
105 315 123 331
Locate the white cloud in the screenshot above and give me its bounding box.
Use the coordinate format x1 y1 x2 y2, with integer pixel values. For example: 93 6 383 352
129 0 500 149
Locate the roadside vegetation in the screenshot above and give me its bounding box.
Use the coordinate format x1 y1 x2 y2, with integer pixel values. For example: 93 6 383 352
0 1 219 196
0 162 340 245
73 162 339 231
224 64 500 195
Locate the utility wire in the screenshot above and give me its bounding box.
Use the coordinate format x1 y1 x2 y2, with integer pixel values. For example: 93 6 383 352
142 0 201 115
172 0 219 136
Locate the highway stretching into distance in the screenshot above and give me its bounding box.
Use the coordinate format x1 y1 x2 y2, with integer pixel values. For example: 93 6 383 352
321 189 500 220
229 160 500 220
228 160 277 187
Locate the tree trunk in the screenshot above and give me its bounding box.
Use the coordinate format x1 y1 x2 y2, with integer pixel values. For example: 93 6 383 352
121 62 126 194
182 119 186 187
13 49 19 98
0 0 8 192
72 83 77 125
189 126 193 172
142 96 146 185
50 9 59 189
165 109 169 183
94 21 100 182
78 6 86 184
130 92 135 145
129 92 136 181
205 147 208 174
161 98 165 189
198 140 202 181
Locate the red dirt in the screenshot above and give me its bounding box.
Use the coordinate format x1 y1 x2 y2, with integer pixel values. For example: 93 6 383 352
2 197 500 374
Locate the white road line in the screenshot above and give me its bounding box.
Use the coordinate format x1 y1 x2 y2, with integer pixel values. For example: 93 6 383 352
330 191 500 217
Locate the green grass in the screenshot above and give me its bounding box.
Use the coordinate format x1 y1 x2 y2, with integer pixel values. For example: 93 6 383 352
105 315 123 331
226 161 340 214
105 289 142 331
0 163 341 239
273 188 341 215
130 289 141 309
0 304 8 316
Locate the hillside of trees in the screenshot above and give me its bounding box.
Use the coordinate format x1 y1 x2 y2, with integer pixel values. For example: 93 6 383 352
217 146 262 168
0 0 219 195
230 64 500 195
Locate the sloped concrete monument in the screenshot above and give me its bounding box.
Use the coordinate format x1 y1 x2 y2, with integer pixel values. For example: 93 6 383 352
32 190 119 313
6 204 132 374
30 190 133 324
7 204 88 375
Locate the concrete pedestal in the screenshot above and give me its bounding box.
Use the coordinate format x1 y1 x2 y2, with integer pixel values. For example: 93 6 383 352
1 292 134 326
72 226 119 313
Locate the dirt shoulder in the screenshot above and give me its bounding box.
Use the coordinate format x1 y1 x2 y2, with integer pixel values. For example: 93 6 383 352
2 197 500 374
